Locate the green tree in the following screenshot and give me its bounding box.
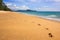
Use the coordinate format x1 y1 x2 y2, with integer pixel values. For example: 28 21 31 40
0 0 11 11
0 0 3 10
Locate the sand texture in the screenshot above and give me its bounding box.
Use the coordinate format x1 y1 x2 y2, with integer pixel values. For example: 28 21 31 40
0 11 60 40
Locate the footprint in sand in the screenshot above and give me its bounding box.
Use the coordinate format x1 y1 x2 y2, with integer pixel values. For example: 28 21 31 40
45 28 49 30
38 24 41 26
48 33 53 38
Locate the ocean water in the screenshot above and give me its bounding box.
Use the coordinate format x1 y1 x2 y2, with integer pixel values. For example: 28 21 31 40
18 11 60 21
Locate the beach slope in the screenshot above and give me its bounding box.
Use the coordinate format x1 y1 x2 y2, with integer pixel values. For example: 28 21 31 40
0 11 60 40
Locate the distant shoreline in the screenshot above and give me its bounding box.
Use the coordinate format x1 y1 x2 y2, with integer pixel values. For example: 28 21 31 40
0 11 60 23
16 12 60 23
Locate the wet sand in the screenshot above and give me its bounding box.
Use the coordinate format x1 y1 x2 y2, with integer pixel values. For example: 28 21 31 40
0 11 60 40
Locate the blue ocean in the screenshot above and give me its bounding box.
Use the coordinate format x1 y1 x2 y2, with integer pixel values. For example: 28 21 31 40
18 11 60 21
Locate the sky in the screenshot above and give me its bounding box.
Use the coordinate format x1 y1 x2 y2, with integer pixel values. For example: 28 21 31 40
3 0 60 11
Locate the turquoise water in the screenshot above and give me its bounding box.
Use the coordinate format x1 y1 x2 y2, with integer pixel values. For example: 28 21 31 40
18 11 60 21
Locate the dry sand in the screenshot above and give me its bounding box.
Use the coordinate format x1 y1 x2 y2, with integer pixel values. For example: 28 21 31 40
0 11 60 40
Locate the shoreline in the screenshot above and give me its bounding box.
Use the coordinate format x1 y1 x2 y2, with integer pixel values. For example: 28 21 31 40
16 12 60 23
0 11 60 23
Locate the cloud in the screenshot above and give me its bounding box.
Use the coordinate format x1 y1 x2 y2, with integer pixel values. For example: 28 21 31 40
4 0 60 11
5 3 18 10
6 3 30 10
6 3 12 6
42 8 58 11
36 6 60 11
30 0 37 2
27 0 41 3
18 5 30 10
44 0 60 2
53 0 60 2
14 0 25 3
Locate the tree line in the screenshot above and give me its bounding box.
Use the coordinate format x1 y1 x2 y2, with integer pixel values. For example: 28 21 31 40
0 0 11 11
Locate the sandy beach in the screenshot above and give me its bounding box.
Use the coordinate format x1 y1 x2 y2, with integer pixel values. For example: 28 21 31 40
0 11 60 40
